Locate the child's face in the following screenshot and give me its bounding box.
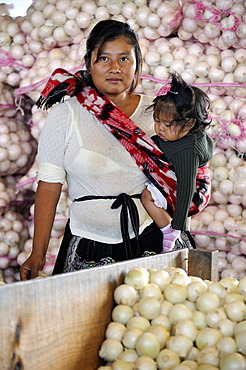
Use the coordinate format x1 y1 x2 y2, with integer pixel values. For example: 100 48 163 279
154 112 190 142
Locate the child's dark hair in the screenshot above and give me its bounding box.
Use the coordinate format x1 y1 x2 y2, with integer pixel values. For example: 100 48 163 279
84 20 143 93
151 73 211 134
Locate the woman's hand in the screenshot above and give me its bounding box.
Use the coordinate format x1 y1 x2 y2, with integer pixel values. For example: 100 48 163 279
20 251 46 280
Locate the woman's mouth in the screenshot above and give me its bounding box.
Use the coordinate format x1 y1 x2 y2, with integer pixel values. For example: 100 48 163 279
107 78 122 83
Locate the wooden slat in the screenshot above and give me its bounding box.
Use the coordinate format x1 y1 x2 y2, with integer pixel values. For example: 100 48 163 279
0 249 217 370
188 248 219 282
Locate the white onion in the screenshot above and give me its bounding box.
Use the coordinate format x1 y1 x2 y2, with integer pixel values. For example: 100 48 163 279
112 305 134 325
197 347 219 367
216 318 235 337
147 324 170 349
134 356 157 370
168 303 193 324
224 292 244 303
111 358 134 369
196 327 222 350
124 268 149 290
122 327 143 349
140 283 162 300
138 297 161 320
174 319 198 342
149 269 170 291
219 352 246 370
106 322 126 342
187 281 208 302
99 338 123 362
208 282 227 299
205 308 227 328
196 291 220 313
234 321 246 336
136 332 160 359
225 301 246 322
156 348 180 368
164 284 187 304
114 284 139 306
126 316 150 331
167 334 193 358
151 314 171 331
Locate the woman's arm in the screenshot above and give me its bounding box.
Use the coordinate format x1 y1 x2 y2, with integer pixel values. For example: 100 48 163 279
20 181 62 280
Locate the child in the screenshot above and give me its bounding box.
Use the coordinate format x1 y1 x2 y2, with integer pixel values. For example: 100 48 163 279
141 73 214 252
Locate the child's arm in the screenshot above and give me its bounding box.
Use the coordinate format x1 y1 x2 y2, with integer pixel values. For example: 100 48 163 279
141 187 180 252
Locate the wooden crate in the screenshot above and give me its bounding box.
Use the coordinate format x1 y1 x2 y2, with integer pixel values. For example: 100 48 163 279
0 249 218 370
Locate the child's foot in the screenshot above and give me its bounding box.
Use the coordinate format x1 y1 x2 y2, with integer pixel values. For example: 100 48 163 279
161 224 181 252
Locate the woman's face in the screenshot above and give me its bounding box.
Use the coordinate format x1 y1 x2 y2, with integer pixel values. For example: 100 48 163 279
89 36 137 99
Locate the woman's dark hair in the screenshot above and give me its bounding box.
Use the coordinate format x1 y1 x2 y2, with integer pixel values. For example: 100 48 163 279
84 20 143 93
151 72 211 134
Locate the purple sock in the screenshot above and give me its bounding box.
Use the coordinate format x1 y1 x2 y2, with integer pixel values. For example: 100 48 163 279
161 224 181 252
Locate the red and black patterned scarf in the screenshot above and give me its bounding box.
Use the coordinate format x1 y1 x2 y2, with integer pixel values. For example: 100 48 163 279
37 68 177 214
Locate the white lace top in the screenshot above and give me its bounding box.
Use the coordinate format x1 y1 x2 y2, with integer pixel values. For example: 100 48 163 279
37 94 155 243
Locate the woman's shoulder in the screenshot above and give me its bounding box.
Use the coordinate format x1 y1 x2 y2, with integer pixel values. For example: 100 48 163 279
45 96 78 115
43 96 83 134
131 94 155 135
131 94 154 118
138 94 155 105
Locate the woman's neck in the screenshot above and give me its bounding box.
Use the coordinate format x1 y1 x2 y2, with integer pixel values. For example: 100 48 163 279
109 93 140 117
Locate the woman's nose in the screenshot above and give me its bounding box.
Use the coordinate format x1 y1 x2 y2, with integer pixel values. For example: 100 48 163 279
109 60 121 73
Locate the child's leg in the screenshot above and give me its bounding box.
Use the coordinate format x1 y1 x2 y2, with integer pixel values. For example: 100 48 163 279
141 187 171 228
141 187 180 252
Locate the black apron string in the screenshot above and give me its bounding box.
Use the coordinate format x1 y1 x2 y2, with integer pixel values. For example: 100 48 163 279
73 193 141 259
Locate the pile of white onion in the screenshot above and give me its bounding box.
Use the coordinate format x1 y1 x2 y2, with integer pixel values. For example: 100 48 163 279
139 38 246 94
17 234 63 276
21 0 182 49
0 173 34 210
208 93 246 155
0 210 29 278
17 43 84 102
0 115 37 176
0 9 36 87
98 266 246 370
178 0 246 50
190 148 245 280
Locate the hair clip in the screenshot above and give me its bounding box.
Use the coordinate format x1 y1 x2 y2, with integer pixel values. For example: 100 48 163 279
157 83 178 96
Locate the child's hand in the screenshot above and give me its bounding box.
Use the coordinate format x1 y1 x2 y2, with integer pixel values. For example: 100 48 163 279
162 224 181 252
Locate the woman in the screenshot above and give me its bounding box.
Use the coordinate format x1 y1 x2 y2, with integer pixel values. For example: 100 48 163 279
20 20 166 280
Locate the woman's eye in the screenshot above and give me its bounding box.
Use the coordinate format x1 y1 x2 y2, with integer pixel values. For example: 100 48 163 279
120 56 129 62
100 56 108 62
